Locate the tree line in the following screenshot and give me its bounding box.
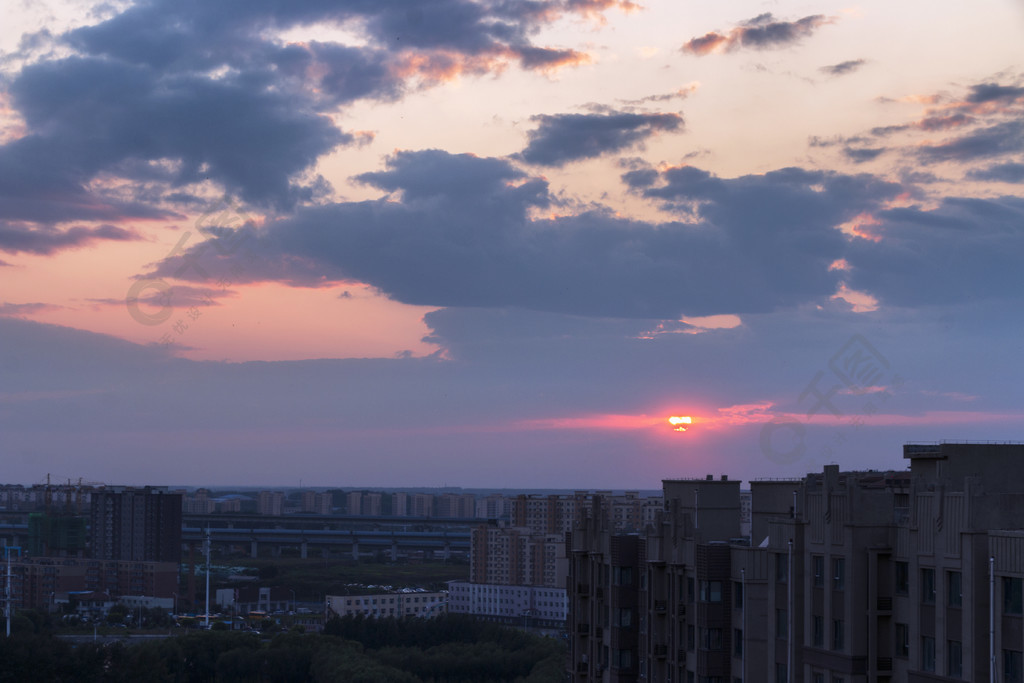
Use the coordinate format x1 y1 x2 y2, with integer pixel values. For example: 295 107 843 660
0 612 565 682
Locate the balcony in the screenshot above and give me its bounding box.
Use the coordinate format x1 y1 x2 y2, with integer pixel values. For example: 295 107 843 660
876 596 893 612
575 661 589 673
676 649 687 663
653 644 668 658
676 602 687 616
595 626 604 638
577 583 590 595
577 623 589 635
654 600 667 613
877 657 893 672
595 586 605 600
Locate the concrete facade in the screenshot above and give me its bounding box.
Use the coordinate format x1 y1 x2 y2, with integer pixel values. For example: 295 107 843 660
567 443 1024 683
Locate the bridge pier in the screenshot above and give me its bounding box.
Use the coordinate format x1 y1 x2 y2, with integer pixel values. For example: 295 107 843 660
444 542 451 561
250 540 258 558
351 541 359 561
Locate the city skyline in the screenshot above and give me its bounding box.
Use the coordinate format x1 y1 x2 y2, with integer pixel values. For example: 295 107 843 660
1 1 1022 487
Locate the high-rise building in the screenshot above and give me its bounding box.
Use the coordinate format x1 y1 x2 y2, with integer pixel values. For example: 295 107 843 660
568 443 1024 682
256 490 284 516
89 486 182 563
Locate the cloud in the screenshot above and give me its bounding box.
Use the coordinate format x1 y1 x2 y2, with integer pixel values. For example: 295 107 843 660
147 151 908 320
6 56 348 210
520 111 684 166
0 222 139 255
846 196 1024 307
843 147 886 163
967 162 1024 183
619 83 700 106
917 120 1024 162
0 302 63 316
0 0 622 226
966 83 1024 104
820 59 866 77
682 13 834 55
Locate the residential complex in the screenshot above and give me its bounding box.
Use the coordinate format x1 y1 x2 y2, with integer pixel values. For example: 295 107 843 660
89 486 182 563
567 442 1024 682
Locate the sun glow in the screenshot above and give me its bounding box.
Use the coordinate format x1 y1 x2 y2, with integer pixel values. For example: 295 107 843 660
668 416 692 432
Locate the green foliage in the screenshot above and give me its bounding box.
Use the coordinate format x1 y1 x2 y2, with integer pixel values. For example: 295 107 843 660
43 613 565 682
107 602 130 625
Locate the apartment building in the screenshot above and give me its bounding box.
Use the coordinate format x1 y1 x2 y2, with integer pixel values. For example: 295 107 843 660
568 443 1024 683
4 556 178 611
89 486 182 563
471 525 568 588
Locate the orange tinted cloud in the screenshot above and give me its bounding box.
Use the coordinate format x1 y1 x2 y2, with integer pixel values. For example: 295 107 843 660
682 14 835 56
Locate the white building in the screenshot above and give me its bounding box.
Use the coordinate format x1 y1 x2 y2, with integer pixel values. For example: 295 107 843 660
447 581 567 624
326 590 447 619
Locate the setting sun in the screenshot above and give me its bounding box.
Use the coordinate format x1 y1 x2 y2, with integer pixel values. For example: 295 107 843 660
668 416 692 432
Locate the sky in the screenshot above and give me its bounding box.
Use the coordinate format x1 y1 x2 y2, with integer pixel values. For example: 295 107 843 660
1 0 1022 488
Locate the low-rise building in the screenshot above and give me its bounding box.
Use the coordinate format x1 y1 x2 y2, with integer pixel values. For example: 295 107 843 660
447 580 568 627
326 590 448 619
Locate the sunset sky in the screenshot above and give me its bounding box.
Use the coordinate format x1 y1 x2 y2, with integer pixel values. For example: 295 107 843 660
1 0 1022 487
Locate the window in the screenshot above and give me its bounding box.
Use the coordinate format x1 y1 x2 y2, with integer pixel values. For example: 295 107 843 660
948 571 962 608
812 615 824 648
614 649 632 669
776 609 788 639
1005 649 1023 683
776 553 788 583
775 663 787 683
922 636 936 672
734 628 743 657
688 577 695 603
734 581 743 609
616 608 632 627
1005 577 1023 615
701 627 723 650
895 623 909 657
832 619 844 651
687 624 695 651
813 675 824 683
921 568 936 604
813 556 824 588
948 639 962 678
895 561 909 595
700 580 723 602
613 566 633 586
833 558 845 590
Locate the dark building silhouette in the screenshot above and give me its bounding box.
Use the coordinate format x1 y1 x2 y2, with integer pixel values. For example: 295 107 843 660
568 443 1024 682
89 486 182 563
27 512 87 557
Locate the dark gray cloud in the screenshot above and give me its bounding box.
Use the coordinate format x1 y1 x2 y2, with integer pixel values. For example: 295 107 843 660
843 147 886 163
6 56 347 211
5 299 1022 486
149 151 905 319
967 162 1024 183
1 0 616 228
846 196 1024 307
683 13 834 55
918 120 1024 162
520 111 684 166
820 59 866 77
0 302 63 316
966 83 1024 104
0 222 139 255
